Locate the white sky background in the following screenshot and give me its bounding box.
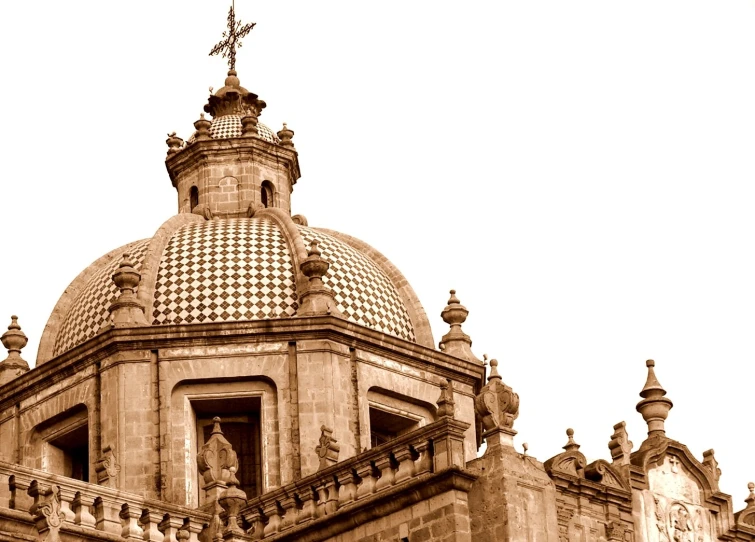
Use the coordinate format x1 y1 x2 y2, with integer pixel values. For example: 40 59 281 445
0 1 753 502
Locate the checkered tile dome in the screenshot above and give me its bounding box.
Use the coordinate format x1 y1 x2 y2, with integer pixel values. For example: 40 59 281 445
47 217 416 358
208 116 279 143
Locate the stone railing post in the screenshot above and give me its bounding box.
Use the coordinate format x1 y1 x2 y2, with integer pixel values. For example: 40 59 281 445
277 493 298 531
56 486 77 524
95 495 123 534
296 487 316 524
432 420 467 470
355 464 377 500
374 455 396 491
9 474 33 511
393 445 417 484
72 491 97 528
413 441 433 475
120 503 145 540
158 515 185 542
336 470 357 507
242 508 265 540
315 483 328 518
140 509 167 542
262 501 281 536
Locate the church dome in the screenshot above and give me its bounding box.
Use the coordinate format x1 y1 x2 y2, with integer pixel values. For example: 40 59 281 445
36 213 434 364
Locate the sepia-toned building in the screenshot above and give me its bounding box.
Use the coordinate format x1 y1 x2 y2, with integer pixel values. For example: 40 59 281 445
0 11 753 542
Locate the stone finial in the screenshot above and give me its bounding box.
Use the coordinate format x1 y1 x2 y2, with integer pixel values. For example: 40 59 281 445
438 290 478 361
197 417 240 503
746 482 755 508
166 132 184 155
436 379 456 419
315 425 340 470
636 359 673 437
218 466 247 538
563 428 580 452
194 113 212 141
94 445 120 487
739 483 755 527
0 316 30 385
277 123 295 148
241 114 259 137
106 253 148 328
608 421 633 466
297 241 342 317
474 357 520 448
702 449 722 484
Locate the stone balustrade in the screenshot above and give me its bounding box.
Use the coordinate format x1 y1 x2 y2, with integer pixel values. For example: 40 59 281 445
239 416 470 540
0 462 211 541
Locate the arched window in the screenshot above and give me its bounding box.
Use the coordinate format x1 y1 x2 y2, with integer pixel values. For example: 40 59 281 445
261 181 274 208
190 186 199 212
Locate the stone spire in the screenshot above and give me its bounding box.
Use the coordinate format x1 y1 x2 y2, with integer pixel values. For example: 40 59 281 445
297 241 342 317
106 254 148 328
438 290 478 361
0 316 29 385
636 359 673 437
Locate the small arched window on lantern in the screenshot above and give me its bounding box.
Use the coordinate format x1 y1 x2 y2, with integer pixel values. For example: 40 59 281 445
190 186 199 212
261 181 274 208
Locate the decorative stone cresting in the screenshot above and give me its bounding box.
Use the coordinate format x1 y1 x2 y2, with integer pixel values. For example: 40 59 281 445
636 359 673 437
436 379 456 419
106 253 148 328
95 445 121 488
315 425 340 470
439 289 478 362
297 240 342 317
0 315 29 385
735 482 755 527
197 417 240 504
474 357 519 447
608 421 633 466
702 449 721 483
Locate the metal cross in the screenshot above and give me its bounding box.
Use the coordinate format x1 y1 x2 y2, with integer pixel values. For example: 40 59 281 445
209 1 256 70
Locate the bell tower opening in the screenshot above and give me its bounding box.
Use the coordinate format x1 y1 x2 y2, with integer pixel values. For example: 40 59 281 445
190 186 199 212
261 181 274 208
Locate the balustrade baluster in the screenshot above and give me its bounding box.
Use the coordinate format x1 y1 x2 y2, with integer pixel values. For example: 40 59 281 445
72 491 96 528
120 503 145 540
56 486 76 524
262 501 282 536
8 475 32 511
158 515 184 542
278 493 298 531
140 510 166 542
315 483 328 518
296 487 316 524
413 440 433 475
324 478 339 515
242 508 265 540
95 496 123 534
374 454 396 491
393 445 417 484
355 464 377 499
336 470 357 506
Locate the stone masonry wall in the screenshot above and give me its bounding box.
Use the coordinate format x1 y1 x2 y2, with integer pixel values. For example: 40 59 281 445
323 488 472 542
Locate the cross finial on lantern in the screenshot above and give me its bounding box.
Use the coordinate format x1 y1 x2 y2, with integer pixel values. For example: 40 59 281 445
209 1 256 70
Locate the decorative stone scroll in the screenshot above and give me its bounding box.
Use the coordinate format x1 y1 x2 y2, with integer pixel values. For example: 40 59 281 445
95 445 121 487
702 449 721 486
436 379 456 419
28 482 65 542
315 425 340 470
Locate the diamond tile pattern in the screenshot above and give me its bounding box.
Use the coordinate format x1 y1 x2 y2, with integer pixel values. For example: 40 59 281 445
52 218 417 356
209 115 279 143
152 218 297 325
53 239 151 356
299 227 415 342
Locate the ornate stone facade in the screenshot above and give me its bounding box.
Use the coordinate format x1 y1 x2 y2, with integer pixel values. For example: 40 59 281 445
0 11 752 542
